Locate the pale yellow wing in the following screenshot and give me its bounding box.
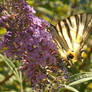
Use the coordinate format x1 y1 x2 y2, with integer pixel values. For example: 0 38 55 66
49 13 92 60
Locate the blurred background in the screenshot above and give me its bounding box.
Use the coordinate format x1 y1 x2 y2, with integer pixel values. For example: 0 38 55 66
0 0 92 92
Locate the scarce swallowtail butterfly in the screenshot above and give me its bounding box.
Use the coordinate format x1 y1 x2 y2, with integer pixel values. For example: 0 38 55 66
49 13 92 65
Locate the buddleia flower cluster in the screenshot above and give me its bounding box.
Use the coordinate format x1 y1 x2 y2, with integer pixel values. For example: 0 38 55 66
0 0 70 91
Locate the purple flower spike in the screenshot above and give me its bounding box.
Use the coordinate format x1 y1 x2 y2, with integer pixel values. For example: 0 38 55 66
0 0 69 90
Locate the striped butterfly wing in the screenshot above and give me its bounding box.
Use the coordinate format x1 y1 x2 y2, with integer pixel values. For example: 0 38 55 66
49 13 92 62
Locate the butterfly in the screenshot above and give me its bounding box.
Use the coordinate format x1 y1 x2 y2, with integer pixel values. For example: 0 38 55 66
49 13 92 65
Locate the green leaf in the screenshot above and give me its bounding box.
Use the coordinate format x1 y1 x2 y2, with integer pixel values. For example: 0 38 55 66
68 72 92 86
0 54 22 83
61 85 79 92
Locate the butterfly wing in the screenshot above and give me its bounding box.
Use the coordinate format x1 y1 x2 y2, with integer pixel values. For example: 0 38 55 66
49 13 92 61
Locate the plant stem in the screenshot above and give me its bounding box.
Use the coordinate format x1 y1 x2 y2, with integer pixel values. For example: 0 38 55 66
20 72 24 92
0 73 13 86
20 81 24 92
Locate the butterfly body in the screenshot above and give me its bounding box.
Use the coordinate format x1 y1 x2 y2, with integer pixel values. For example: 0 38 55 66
49 13 92 64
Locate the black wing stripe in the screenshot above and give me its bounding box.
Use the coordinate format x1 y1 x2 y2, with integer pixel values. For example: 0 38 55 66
82 14 92 39
86 14 92 29
58 21 69 50
75 14 79 38
67 17 73 27
80 14 82 23
82 14 87 34
63 19 73 45
83 14 92 41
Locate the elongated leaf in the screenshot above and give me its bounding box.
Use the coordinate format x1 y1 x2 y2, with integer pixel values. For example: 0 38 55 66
61 85 79 92
0 54 22 82
68 72 92 86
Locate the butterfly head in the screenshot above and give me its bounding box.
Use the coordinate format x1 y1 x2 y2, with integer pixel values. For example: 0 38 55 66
67 51 77 64
66 49 88 65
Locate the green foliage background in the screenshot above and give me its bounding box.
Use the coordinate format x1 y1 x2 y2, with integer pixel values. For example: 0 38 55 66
0 0 92 92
